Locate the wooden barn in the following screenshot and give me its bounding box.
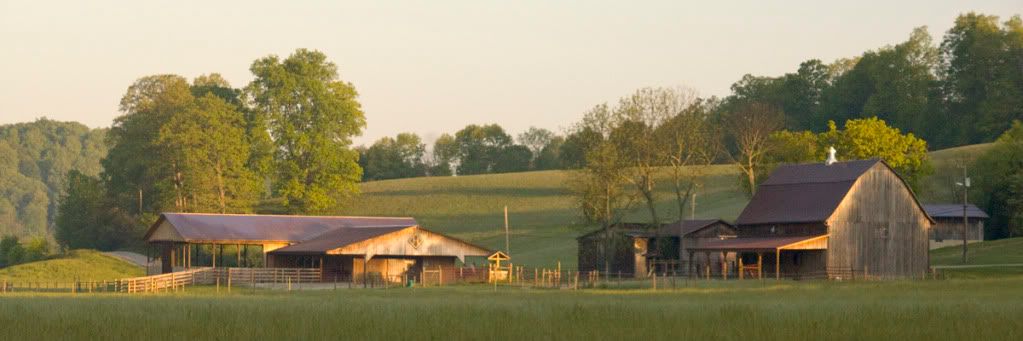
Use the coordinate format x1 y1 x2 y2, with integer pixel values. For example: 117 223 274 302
690 158 933 279
923 204 988 249
144 213 492 282
576 219 736 277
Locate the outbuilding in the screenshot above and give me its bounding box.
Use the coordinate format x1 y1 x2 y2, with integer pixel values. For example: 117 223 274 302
577 219 736 277
144 213 492 282
922 204 987 249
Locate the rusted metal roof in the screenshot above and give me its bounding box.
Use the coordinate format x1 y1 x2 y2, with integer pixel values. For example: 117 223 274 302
737 159 933 226
688 235 827 251
658 219 734 236
735 181 856 225
579 219 733 239
146 213 417 243
762 159 879 185
268 226 411 254
923 204 989 219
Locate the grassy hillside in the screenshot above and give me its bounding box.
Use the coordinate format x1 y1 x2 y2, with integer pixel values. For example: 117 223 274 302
341 164 745 267
0 250 143 282
341 144 994 268
917 143 994 203
931 238 1023 266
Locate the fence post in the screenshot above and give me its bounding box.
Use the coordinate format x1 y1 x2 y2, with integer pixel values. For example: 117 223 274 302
227 269 232 293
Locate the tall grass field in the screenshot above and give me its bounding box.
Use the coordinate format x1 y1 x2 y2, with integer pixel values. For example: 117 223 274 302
2 278 1021 340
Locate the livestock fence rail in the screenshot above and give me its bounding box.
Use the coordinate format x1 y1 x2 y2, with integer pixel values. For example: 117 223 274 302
0 265 951 294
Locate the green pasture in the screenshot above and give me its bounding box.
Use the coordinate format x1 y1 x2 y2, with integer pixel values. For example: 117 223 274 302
931 237 1023 266
2 277 1021 340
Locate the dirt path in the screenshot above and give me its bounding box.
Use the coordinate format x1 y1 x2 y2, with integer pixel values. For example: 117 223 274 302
104 251 151 267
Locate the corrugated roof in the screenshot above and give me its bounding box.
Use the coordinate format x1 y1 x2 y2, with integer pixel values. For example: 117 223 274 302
579 220 733 239
688 236 826 251
735 181 857 225
146 213 417 242
269 226 411 254
736 159 932 226
923 204 989 219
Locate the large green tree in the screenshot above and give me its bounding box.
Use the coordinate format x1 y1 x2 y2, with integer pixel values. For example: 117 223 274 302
821 27 941 144
158 94 261 213
452 124 513 175
940 13 1023 146
246 49 366 213
767 117 932 190
974 121 1023 239
362 133 428 181
103 74 194 218
54 170 136 250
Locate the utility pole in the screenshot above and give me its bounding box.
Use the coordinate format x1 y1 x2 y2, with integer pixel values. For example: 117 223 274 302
957 163 970 264
504 206 510 254
690 183 701 220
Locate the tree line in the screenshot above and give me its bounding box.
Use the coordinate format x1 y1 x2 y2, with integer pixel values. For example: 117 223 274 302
358 13 1021 182
357 125 572 181
720 13 1022 149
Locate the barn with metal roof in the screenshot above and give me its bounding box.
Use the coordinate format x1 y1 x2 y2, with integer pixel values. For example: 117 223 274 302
144 213 492 282
689 158 932 279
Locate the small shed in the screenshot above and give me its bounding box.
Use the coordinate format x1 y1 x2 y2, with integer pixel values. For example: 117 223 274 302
576 219 735 277
923 204 988 249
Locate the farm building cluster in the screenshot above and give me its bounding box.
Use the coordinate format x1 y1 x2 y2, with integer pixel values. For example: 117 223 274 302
578 158 989 280
143 157 989 283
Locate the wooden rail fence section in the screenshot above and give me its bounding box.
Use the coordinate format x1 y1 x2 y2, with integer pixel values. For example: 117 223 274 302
117 267 323 293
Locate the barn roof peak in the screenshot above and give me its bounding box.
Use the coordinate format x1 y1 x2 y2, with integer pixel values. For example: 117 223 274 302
737 158 930 226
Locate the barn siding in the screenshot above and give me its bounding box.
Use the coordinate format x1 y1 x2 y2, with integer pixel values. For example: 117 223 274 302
827 164 930 278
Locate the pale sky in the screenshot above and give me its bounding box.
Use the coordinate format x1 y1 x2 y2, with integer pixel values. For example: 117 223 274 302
1 1 1020 145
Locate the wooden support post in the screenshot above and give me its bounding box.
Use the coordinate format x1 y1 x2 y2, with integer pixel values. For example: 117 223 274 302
212 244 217 268
739 255 744 280
775 249 781 280
757 252 763 279
704 252 711 279
236 244 241 267
721 252 728 280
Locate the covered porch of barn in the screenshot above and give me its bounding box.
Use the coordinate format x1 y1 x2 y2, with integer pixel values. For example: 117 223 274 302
266 225 492 285
687 235 828 279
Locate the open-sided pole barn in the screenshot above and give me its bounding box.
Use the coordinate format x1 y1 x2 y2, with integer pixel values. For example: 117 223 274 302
144 213 492 283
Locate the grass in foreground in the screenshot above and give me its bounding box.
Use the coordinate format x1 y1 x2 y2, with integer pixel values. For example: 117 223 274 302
0 250 143 282
930 237 1023 266
1 278 1021 340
